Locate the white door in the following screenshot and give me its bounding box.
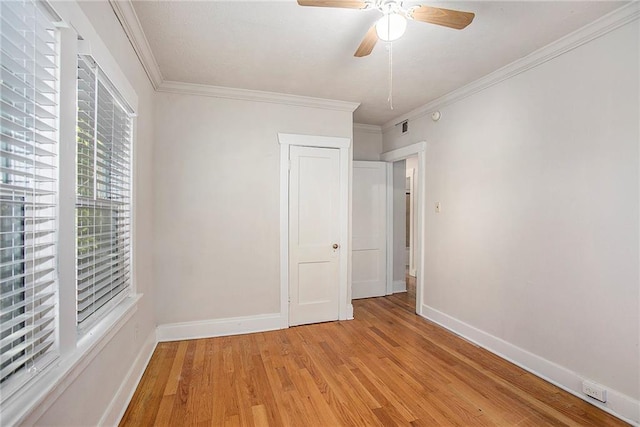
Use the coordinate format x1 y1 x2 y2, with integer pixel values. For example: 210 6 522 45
289 146 341 326
352 161 387 299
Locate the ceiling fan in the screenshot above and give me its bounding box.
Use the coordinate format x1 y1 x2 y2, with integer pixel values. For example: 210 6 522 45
297 0 475 57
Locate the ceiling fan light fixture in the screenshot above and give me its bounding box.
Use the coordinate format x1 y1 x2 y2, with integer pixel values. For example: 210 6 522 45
375 12 406 42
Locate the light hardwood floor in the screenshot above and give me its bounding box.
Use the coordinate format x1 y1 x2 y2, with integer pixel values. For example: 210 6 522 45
121 292 628 426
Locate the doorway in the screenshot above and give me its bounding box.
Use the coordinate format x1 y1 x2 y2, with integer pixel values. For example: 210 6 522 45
403 157 418 307
381 142 426 316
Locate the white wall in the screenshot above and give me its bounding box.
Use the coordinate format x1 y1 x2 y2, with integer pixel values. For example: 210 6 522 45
29 1 157 425
383 17 639 419
353 124 383 160
153 93 353 325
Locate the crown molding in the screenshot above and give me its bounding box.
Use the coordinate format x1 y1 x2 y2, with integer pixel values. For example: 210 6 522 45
109 0 163 89
106 0 360 112
353 123 383 134
105 0 359 113
381 2 640 132
158 81 361 112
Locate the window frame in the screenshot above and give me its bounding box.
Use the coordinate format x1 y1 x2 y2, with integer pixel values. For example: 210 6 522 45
74 54 134 332
0 0 141 423
0 0 60 399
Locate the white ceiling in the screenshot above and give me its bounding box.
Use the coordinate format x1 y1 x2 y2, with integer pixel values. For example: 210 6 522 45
131 0 626 125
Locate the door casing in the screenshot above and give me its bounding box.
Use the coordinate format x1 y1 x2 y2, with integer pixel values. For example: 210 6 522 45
278 133 352 328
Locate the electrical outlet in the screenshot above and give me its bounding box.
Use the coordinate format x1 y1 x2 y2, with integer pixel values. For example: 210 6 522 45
582 380 607 402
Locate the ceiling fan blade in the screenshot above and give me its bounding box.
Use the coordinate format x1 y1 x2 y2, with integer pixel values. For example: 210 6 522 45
408 6 475 30
354 25 378 57
297 0 367 9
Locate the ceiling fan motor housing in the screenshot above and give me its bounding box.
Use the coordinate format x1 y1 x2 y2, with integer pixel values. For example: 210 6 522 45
370 0 404 14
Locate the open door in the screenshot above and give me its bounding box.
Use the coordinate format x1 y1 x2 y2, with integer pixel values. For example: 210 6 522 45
352 161 387 299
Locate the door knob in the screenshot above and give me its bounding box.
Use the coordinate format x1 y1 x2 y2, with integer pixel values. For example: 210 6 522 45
332 243 339 249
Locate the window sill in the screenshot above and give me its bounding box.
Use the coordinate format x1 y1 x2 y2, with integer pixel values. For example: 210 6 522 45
1 293 143 426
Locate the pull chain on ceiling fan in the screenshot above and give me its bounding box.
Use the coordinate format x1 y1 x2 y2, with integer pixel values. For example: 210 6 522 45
387 41 394 109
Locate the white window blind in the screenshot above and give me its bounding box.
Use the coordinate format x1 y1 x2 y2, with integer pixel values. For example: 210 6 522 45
76 55 132 327
0 0 58 389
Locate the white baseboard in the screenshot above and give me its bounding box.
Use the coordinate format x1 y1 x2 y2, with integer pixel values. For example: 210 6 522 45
393 280 407 293
100 329 157 426
421 304 640 426
157 313 285 342
347 303 354 320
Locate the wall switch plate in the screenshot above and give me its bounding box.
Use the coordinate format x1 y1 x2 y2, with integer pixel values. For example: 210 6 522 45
582 380 607 402
435 202 441 213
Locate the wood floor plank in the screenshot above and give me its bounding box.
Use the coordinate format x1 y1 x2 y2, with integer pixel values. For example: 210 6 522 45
169 340 197 425
119 342 173 425
211 337 231 426
250 404 269 426
335 364 382 410
164 341 189 395
372 405 408 427
348 356 418 422
153 394 177 426
121 293 629 427
193 339 215 425
300 340 385 426
224 413 241 427
297 367 343 426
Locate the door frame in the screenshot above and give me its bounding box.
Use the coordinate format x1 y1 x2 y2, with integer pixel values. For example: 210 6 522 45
381 141 426 316
278 133 352 328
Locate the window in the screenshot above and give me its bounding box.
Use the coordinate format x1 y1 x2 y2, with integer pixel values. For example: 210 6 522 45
75 56 133 327
0 0 58 389
1 1 138 420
